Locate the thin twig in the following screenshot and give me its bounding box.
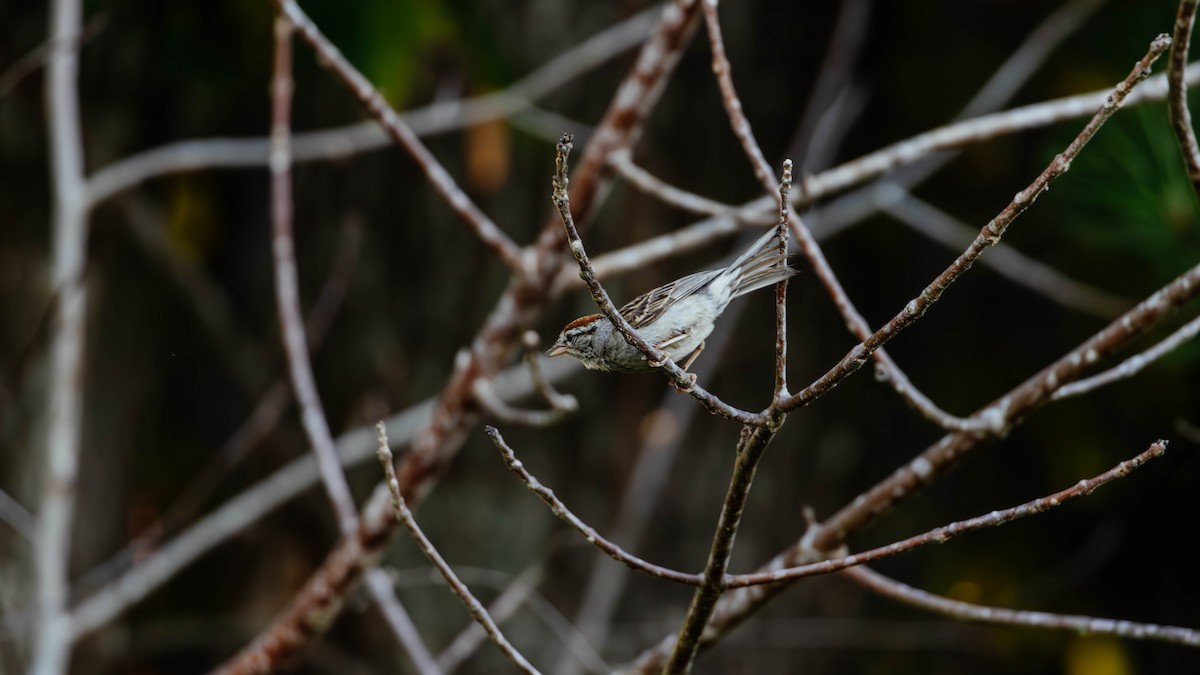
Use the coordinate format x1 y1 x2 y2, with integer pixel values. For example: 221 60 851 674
607 148 775 224
269 12 358 536
521 330 578 414
727 441 1167 587
364 569 442 675
1052 314 1200 400
843 564 1200 647
0 11 107 99
552 134 768 425
422 565 610 675
781 35 1173 414
472 377 571 427
70 215 363 603
275 0 522 270
773 160 792 399
32 0 89 673
1169 0 1200 199
486 426 702 586
376 423 540 674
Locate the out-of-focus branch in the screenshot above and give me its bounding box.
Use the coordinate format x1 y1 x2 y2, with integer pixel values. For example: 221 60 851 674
843 564 1200 646
363 570 441 675
269 11 359 536
727 441 1167 587
875 184 1130 318
0 487 36 543
0 12 107 99
82 4 661 207
375 424 539 674
1169 0 1200 199
1052 314 1200 400
32 0 89 673
607 148 775 224
521 331 578 414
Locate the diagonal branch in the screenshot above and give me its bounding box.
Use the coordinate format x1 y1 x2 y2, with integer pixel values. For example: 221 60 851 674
843 564 1200 647
487 426 702 586
727 441 1167 587
376 424 539 674
275 0 522 270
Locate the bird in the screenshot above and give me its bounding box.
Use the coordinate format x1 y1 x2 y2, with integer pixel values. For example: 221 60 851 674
546 225 797 373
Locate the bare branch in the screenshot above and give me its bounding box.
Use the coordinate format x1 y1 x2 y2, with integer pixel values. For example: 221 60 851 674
269 12 358 535
32 0 89 672
521 331 578 414
276 1 522 270
376 424 540 675
700 0 776 194
607 148 774 224
843 564 1200 647
727 441 1167 587
782 35 1173 413
472 377 571 428
663 417 783 674
552 134 768 425
363 569 442 675
1052 314 1200 400
83 4 660 208
0 11 106 99
486 426 702 586
773 161 792 399
1169 0 1200 198
0 487 36 543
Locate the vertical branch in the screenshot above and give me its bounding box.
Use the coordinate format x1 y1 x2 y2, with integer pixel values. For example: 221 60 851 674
1169 0 1200 198
663 420 781 674
269 13 359 535
773 160 792 399
33 0 88 673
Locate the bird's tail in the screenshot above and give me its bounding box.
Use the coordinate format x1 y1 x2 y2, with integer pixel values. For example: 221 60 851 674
727 223 799 298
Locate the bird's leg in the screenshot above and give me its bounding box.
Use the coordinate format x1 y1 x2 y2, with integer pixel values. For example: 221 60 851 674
679 341 705 371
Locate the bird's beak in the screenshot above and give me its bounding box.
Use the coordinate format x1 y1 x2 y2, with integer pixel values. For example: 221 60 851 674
546 343 568 357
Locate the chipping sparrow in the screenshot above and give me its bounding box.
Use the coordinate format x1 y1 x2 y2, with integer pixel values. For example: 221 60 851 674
547 225 797 372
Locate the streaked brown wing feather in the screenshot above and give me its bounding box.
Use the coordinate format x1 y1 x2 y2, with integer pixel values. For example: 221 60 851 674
618 269 721 328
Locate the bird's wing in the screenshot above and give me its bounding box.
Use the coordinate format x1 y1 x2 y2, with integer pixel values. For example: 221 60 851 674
618 269 722 329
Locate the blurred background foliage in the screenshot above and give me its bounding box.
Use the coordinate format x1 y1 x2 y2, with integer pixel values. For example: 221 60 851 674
2 0 1199 673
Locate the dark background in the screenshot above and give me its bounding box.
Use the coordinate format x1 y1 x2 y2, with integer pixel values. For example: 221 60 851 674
2 1 1198 673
